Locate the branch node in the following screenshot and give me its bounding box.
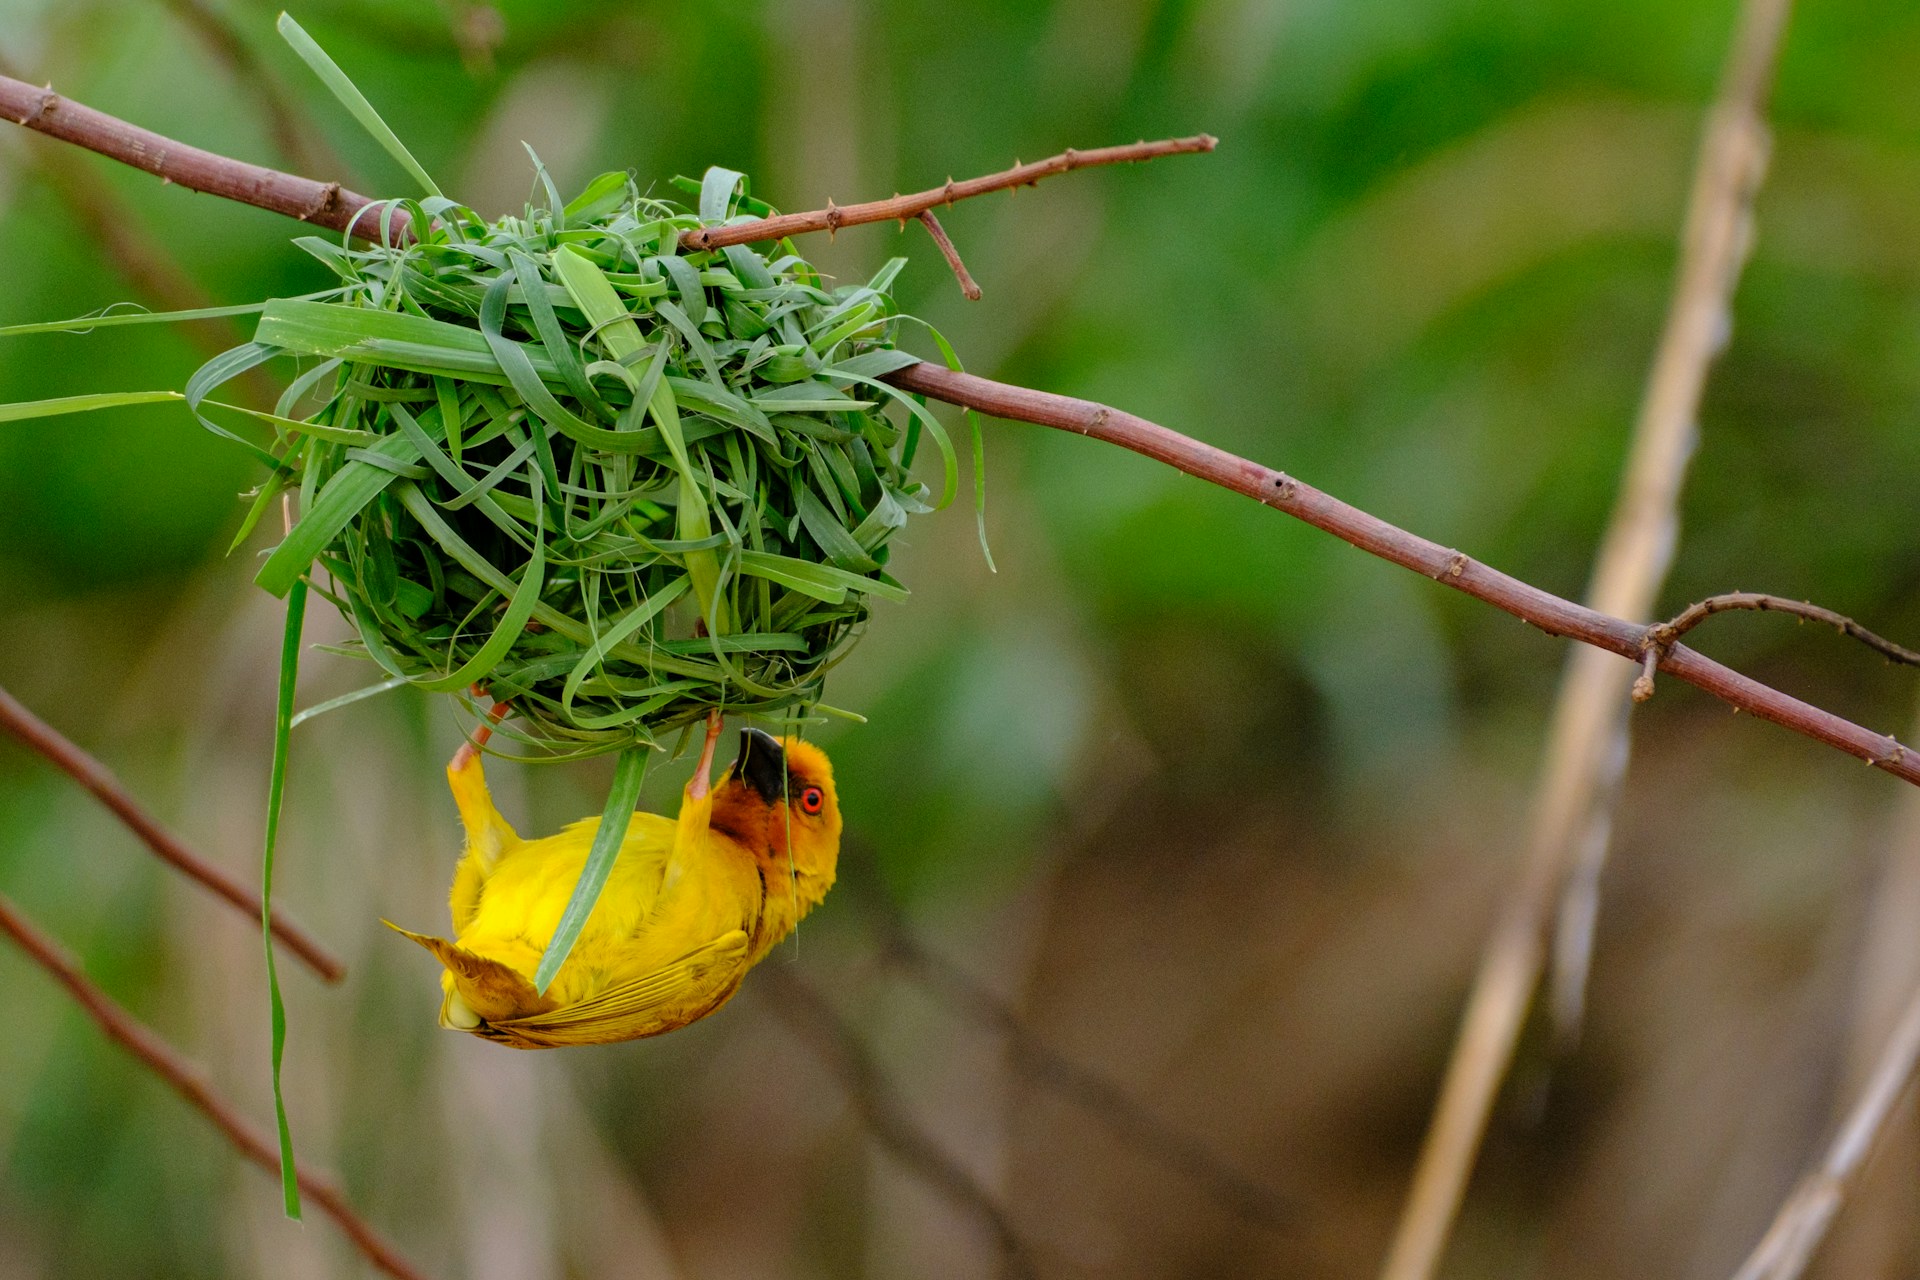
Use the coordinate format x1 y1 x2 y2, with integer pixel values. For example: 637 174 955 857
299 181 342 223
1445 552 1469 580
23 87 57 127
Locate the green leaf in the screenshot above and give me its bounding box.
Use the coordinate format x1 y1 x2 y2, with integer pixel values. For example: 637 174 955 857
738 550 908 603
254 434 419 597
533 746 650 993
263 579 308 1220
0 390 183 422
277 13 442 198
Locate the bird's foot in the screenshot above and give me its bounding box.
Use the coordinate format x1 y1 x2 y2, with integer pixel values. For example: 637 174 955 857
450 685 512 773
688 709 723 801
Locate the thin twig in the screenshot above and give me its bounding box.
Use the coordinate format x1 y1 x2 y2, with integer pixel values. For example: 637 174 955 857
0 892 426 1280
680 135 1215 251
0 683 344 982
756 963 1039 1280
916 210 982 299
1650 593 1920 667
844 852 1294 1231
882 362 1920 786
1728 978 1920 1280
1377 0 1795 1272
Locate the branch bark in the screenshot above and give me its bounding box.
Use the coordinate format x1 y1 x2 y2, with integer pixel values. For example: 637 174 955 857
0 73 385 237
0 892 424 1280
0 73 1208 257
0 684 344 982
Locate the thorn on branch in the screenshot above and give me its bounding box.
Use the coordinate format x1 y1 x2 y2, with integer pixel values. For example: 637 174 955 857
917 211 982 300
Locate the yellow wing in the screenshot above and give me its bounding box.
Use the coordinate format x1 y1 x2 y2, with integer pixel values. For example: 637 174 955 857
384 921 556 1025
478 929 751 1049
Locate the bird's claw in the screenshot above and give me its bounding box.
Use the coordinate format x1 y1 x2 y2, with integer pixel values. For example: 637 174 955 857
688 709 723 802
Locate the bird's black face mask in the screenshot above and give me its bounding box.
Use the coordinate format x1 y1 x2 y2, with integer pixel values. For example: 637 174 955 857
734 728 788 804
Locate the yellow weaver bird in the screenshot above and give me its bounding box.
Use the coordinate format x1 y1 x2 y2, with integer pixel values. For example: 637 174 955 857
390 709 841 1049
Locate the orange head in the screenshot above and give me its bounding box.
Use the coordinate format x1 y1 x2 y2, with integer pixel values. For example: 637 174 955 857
711 729 842 895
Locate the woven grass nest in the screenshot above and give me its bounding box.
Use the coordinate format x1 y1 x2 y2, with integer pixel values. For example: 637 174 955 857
225 167 967 759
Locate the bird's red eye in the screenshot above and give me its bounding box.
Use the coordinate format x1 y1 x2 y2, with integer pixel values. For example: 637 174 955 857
799 786 825 815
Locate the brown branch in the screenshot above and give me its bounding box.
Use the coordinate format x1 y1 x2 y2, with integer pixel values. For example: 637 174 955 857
0 683 344 983
842 848 1294 1231
0 76 1206 261
756 963 1039 1280
678 135 1216 251
1729 977 1920 1280
0 73 395 240
1650 592 1920 667
0 892 426 1280
916 210 982 300
1378 0 1795 1270
883 361 1920 785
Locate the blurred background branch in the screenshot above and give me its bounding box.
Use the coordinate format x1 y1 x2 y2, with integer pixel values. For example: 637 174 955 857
1381 0 1795 1274
0 682 342 980
757 962 1040 1280
0 890 421 1279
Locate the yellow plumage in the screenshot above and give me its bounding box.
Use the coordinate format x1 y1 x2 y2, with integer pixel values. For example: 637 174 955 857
390 720 841 1049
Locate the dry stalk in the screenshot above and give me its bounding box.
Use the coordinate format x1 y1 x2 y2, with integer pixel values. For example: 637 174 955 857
1728 980 1920 1280
1377 0 1796 1273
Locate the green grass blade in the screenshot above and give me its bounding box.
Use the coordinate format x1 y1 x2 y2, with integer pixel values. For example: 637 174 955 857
290 675 409 729
0 302 272 339
276 13 442 198
263 579 308 1219
552 246 644 360
533 746 649 993
254 434 419 597
0 390 183 422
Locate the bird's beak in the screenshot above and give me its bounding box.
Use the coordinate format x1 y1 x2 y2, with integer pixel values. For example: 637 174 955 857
735 728 788 804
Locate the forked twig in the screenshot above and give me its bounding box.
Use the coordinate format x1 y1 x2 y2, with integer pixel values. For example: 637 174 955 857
0 73 1209 255
1635 593 1920 702
0 892 425 1280
879 363 1920 785
757 963 1039 1280
1729 979 1920 1280
0 683 344 982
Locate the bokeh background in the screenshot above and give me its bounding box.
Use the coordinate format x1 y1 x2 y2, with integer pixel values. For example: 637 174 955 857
3 0 1920 1275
